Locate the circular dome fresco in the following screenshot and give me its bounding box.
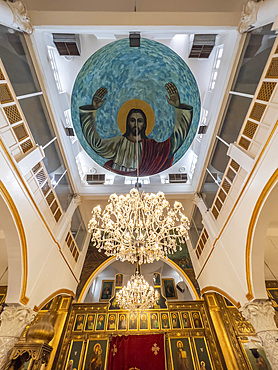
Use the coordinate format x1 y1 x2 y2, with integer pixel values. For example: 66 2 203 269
71 38 201 177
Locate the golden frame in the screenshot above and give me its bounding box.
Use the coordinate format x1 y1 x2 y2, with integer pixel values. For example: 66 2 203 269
65 339 85 370
107 313 117 331
168 336 196 370
192 311 203 329
117 313 128 331
0 294 6 304
139 312 149 331
160 312 171 330
95 313 106 331
73 314 85 332
170 312 182 330
99 280 114 301
82 338 109 370
128 312 138 331
150 312 160 330
192 336 214 370
162 278 178 299
181 311 192 329
238 338 272 370
84 314 96 332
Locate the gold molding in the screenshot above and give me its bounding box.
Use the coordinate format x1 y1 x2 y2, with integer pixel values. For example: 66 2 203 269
0 181 29 305
197 119 278 280
246 168 278 300
77 256 200 303
34 289 75 312
77 257 115 303
166 259 200 300
201 286 241 309
0 137 79 283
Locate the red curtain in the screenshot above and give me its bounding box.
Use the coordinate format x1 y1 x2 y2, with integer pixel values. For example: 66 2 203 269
107 333 165 370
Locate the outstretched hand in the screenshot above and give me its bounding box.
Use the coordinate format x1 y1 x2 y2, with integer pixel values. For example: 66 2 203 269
165 82 180 108
92 87 107 110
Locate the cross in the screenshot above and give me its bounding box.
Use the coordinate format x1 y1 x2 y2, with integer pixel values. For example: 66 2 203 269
112 344 118 356
152 343 160 355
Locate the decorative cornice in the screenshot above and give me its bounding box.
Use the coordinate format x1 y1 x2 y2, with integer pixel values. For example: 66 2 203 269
238 0 263 34
7 1 33 34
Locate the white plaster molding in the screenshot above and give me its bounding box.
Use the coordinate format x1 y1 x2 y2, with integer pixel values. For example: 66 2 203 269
227 143 254 173
6 1 33 34
0 306 36 368
238 0 263 34
241 300 278 368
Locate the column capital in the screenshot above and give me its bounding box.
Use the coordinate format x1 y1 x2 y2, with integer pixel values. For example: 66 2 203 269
241 300 277 333
0 305 36 368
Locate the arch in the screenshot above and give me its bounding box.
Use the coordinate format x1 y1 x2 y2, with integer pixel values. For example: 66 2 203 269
77 256 199 303
246 169 278 300
0 181 29 305
34 289 75 312
201 286 241 309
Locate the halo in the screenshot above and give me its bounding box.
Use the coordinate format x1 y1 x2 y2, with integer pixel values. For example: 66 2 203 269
117 99 155 136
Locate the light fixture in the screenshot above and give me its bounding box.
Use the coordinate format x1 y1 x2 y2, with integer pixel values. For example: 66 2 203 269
88 188 190 264
115 264 159 311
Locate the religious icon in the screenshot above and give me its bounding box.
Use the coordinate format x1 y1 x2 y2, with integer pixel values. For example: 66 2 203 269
95 314 106 331
115 274 123 287
150 313 160 330
118 314 127 331
162 278 178 299
193 337 214 370
65 340 84 370
139 313 148 330
129 313 138 330
153 287 167 309
181 312 192 329
100 280 114 301
107 314 117 331
171 312 181 329
160 312 170 329
267 288 278 311
79 83 193 177
109 287 121 310
73 314 85 331
153 272 161 286
85 314 95 331
169 337 194 370
82 339 108 370
192 312 203 328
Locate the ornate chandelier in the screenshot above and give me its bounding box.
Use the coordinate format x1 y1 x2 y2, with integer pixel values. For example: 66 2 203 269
88 188 190 264
116 266 159 311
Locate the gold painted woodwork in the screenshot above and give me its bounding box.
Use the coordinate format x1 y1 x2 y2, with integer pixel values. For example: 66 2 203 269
201 286 241 309
34 289 75 312
0 181 29 305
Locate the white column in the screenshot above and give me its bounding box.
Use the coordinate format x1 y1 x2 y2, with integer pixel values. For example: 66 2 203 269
192 194 219 240
241 300 278 369
227 143 254 172
0 0 33 34
0 305 36 368
54 194 81 244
